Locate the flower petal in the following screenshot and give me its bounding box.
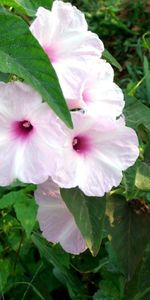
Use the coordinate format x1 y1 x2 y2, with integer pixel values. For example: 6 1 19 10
30 1 104 99
0 81 62 185
35 178 87 254
80 60 124 118
51 112 139 196
52 0 88 31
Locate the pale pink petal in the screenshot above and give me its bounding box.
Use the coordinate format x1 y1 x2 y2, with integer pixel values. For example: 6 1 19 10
79 60 124 118
51 112 139 196
78 125 139 196
0 81 42 120
35 178 87 254
0 81 62 185
52 0 87 30
30 1 104 99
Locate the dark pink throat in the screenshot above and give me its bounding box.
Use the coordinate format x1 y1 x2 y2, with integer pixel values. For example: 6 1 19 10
12 120 33 139
72 135 91 154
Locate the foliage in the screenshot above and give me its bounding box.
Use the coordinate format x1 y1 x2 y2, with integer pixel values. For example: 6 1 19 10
0 0 150 299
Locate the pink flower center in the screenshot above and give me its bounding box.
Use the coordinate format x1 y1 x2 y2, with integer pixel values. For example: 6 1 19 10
12 120 33 139
72 135 91 154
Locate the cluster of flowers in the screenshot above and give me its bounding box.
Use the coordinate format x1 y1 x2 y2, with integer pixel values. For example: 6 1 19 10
0 1 139 254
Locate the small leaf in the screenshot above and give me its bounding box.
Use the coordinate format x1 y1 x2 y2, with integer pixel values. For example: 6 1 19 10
0 13 72 128
102 49 122 71
0 190 19 209
123 161 140 200
61 188 106 256
143 56 150 104
143 32 150 53
135 162 150 191
106 195 150 280
0 258 12 293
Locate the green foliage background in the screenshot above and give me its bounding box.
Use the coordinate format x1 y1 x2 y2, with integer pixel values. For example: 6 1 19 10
0 0 150 299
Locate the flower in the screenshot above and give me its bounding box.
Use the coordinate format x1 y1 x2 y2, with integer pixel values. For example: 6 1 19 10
51 111 139 196
68 59 124 119
34 178 87 254
30 0 104 100
0 81 61 186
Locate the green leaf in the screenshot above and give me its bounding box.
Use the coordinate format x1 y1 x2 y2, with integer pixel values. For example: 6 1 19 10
0 258 12 293
32 233 87 300
102 49 122 71
61 188 106 256
0 185 35 209
125 244 150 300
143 56 150 104
71 250 103 273
123 161 140 200
143 32 150 53
93 280 121 300
14 194 38 237
106 195 150 280
14 281 46 300
0 191 17 208
0 187 38 237
0 13 72 128
124 100 150 131
137 245 150 300
135 162 150 191
0 0 52 16
32 234 70 271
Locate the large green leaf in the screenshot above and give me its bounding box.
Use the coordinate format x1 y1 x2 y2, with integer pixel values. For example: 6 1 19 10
61 188 106 256
106 195 150 280
124 100 150 131
0 13 72 128
0 0 52 16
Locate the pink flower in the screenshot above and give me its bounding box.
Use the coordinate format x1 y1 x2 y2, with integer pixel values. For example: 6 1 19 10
30 0 104 100
80 60 124 118
0 81 61 186
51 112 139 196
35 178 87 254
68 60 124 118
